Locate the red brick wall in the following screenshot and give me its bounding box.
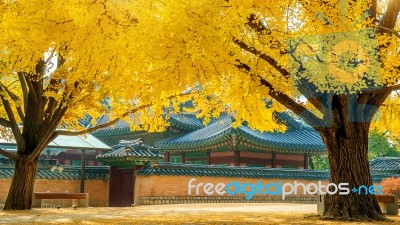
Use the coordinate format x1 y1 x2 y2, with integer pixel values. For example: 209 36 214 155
134 175 382 205
135 175 330 199
0 179 109 207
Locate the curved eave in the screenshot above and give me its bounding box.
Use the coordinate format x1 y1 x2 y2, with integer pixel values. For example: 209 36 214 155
236 126 325 154
97 156 164 162
156 128 326 155
97 156 164 167
155 126 233 151
168 114 203 132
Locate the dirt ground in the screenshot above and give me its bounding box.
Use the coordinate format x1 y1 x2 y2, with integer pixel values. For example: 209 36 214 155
0 203 399 225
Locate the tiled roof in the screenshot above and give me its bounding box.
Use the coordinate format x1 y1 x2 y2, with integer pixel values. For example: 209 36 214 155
136 163 399 183
92 113 204 137
78 114 93 128
91 115 132 136
1 132 111 151
237 126 324 151
96 139 164 167
155 113 325 154
169 114 204 132
0 166 109 180
370 157 400 174
155 114 232 150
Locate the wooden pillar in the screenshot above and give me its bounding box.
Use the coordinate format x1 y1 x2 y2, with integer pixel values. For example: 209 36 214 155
304 154 309 169
232 134 239 166
234 150 240 166
271 152 276 168
80 150 86 193
207 150 211 165
95 150 100 166
165 152 170 162
181 152 186 163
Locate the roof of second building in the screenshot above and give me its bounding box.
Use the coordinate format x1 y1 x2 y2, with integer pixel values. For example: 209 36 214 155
370 157 400 173
155 113 325 154
96 139 164 168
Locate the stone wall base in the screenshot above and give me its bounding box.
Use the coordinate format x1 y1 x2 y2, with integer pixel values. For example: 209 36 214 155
136 196 317 205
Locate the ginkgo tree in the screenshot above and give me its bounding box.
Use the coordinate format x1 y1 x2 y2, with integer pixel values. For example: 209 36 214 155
128 0 400 221
1 0 400 221
0 0 280 211
0 0 200 210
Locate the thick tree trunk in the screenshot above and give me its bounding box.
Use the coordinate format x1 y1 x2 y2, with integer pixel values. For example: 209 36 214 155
3 157 39 210
320 126 386 221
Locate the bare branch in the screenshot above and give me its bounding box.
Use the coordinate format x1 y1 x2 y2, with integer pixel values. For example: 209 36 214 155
234 60 324 128
385 84 400 92
232 37 291 79
379 0 400 29
0 86 24 148
0 118 11 127
56 104 152 136
17 72 29 111
56 91 196 136
0 82 25 121
361 84 400 94
377 25 400 38
371 0 377 21
0 148 19 161
23 131 57 164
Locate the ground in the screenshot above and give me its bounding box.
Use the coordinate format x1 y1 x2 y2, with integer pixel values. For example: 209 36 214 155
0 203 399 224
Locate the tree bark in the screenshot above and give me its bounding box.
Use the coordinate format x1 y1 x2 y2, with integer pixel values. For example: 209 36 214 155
320 125 386 221
3 156 39 210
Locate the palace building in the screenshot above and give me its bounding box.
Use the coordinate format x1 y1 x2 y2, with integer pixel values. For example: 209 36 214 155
92 112 325 169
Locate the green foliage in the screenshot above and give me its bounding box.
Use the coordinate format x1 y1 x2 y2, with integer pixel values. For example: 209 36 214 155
309 155 330 170
368 130 400 160
310 130 400 170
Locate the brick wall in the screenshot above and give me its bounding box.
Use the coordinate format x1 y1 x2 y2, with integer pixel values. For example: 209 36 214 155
0 179 109 207
134 175 331 205
135 175 385 205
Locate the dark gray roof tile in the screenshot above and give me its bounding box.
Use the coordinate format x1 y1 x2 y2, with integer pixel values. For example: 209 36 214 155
96 139 164 161
0 166 109 180
136 162 399 183
370 157 400 173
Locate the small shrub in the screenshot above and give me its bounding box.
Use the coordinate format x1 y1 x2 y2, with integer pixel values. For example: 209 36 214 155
380 177 400 196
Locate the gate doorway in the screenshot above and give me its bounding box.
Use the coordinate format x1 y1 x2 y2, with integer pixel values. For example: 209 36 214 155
109 167 136 207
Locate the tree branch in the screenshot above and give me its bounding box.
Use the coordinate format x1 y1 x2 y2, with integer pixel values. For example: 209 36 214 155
23 131 57 164
361 83 400 94
56 91 196 136
17 72 29 111
234 60 324 128
377 25 400 39
0 148 19 161
0 82 25 121
0 86 24 148
0 118 11 127
56 104 152 136
257 75 325 129
233 36 330 119
232 37 291 79
370 0 377 21
379 0 400 29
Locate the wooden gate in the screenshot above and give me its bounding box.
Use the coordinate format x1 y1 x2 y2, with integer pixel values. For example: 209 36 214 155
108 167 135 207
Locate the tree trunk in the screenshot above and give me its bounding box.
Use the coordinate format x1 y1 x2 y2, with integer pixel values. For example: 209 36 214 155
3 157 39 210
320 126 386 221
